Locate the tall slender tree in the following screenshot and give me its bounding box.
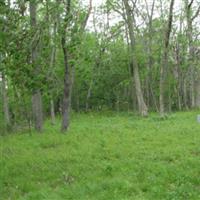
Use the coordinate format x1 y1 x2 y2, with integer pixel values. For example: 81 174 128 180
61 0 92 132
1 72 10 131
159 0 175 117
60 0 71 132
30 0 43 132
123 0 148 116
185 0 200 108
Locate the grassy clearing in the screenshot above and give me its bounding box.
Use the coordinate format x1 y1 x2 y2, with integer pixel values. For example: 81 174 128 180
1 111 200 200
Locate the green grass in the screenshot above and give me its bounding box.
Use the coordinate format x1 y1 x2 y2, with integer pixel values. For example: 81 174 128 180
1 111 200 200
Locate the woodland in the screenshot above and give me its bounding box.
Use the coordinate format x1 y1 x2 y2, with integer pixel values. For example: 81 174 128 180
0 0 199 132
1 0 200 199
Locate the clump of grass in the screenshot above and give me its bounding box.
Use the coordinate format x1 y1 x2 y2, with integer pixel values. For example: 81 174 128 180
1 111 200 199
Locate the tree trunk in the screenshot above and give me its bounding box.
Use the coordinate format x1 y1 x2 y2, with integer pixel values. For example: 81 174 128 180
123 0 148 117
183 77 188 109
174 42 182 110
30 0 43 132
185 0 200 108
145 0 156 110
159 0 174 117
61 42 71 132
86 79 93 111
187 23 195 108
69 64 75 110
50 99 56 125
48 19 57 126
195 70 200 108
60 0 71 132
32 90 43 131
159 51 167 116
1 72 10 130
60 0 92 131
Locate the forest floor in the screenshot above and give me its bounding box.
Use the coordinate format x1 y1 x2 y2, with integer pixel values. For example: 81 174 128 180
1 111 200 200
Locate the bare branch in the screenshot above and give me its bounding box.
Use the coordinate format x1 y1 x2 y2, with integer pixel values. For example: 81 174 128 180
80 0 93 31
192 5 200 21
188 0 194 8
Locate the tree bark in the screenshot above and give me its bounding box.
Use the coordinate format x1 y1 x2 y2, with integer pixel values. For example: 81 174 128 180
32 91 43 131
159 0 175 117
1 72 10 130
123 0 148 117
49 19 57 126
30 0 43 132
183 77 188 109
60 0 92 131
195 69 200 108
50 99 56 125
186 1 195 108
144 0 156 109
174 41 183 110
185 0 200 108
60 0 71 132
86 79 93 111
61 39 71 132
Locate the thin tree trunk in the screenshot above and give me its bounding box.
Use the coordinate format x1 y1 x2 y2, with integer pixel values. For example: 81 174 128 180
76 92 80 112
195 70 200 108
49 74 56 127
69 64 75 110
150 86 159 112
60 0 71 132
159 58 165 115
183 77 188 109
159 0 175 117
185 0 200 108
123 0 148 117
2 72 10 130
61 36 71 132
86 79 93 111
49 20 57 126
60 0 92 132
30 0 43 132
32 91 43 131
187 20 195 108
174 42 182 110
145 0 155 109
50 99 56 125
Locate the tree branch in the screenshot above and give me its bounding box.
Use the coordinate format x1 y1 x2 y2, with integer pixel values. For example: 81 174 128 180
80 0 93 31
188 0 194 9
192 5 200 21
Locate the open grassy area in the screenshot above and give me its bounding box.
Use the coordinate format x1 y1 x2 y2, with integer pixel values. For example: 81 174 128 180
1 111 200 200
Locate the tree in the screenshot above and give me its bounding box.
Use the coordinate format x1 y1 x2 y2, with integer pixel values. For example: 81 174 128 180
185 0 200 108
123 0 148 116
60 0 71 132
1 71 10 132
60 0 92 132
30 0 43 132
159 0 175 117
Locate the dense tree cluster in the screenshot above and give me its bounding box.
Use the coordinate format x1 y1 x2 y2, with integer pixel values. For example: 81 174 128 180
0 0 200 133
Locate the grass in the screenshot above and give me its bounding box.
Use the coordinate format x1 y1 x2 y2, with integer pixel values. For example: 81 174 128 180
1 111 200 200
